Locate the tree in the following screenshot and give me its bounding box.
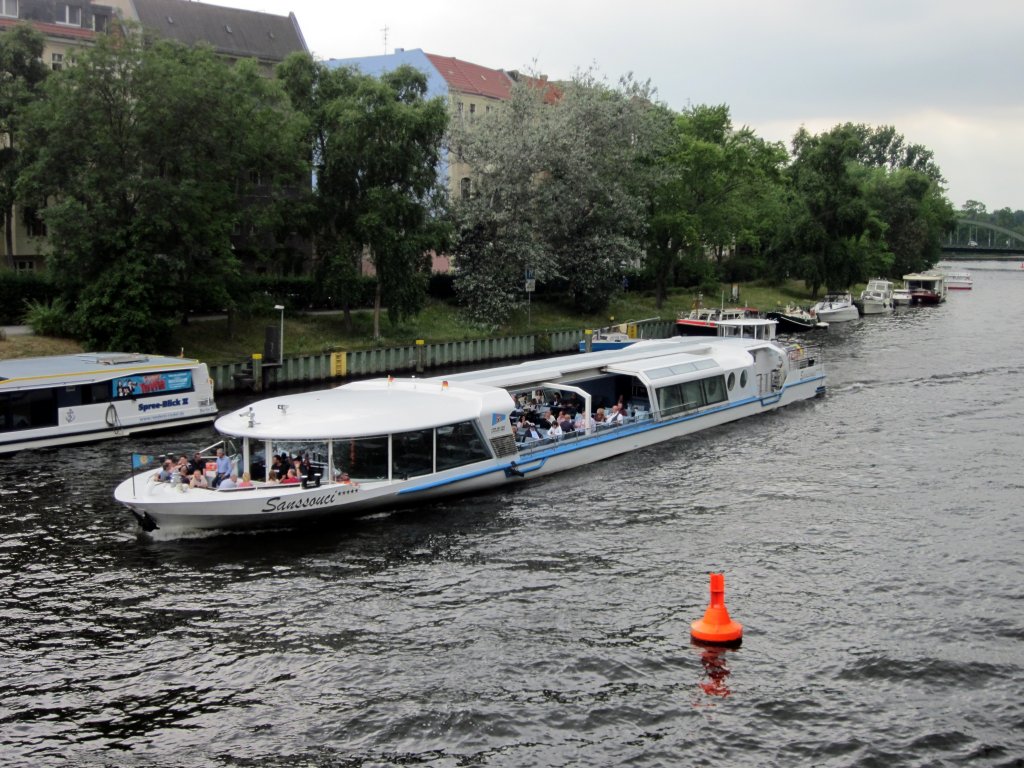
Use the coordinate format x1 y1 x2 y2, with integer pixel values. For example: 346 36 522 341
277 55 449 338
451 71 662 324
17 33 305 351
645 104 788 306
0 24 48 269
865 167 955 276
787 124 885 294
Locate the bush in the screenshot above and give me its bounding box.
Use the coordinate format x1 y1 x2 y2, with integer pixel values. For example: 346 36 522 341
22 298 73 337
0 270 58 324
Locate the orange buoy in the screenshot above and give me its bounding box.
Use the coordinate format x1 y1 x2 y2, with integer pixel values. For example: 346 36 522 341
690 572 743 646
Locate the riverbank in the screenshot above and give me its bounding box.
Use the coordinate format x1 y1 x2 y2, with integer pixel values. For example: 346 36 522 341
1 282 818 364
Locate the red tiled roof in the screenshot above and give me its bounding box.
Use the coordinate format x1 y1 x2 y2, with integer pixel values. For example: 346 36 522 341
0 18 98 42
425 53 512 100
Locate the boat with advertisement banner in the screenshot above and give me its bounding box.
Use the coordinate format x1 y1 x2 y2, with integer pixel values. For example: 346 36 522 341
0 353 218 454
115 324 826 532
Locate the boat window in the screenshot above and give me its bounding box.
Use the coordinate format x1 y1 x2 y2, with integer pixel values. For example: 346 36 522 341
436 420 491 472
392 428 434 479
702 375 727 405
333 436 389 481
0 389 59 433
109 370 195 400
727 372 736 391
740 370 748 388
655 375 728 418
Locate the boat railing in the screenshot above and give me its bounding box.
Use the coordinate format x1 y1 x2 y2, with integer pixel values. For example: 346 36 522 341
514 413 656 455
783 342 823 373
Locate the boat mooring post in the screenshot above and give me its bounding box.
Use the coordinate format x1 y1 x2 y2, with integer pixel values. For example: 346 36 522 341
252 353 263 393
415 339 425 373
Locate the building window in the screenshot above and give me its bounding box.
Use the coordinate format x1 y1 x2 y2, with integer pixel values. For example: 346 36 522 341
15 259 35 272
51 53 63 71
93 13 108 32
469 103 476 121
0 0 18 19
460 177 471 200
26 210 47 237
57 4 81 25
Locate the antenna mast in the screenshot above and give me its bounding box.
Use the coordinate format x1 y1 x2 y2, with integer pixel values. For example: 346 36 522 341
381 25 389 54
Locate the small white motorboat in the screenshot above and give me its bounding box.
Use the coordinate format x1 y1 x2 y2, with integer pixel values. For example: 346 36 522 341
857 279 895 315
811 293 859 323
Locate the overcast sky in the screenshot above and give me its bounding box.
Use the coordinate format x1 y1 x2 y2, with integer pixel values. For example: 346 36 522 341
212 0 1023 211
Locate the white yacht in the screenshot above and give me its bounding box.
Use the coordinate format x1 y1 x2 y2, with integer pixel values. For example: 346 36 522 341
811 293 859 323
0 353 218 454
115 326 826 532
857 279 895 315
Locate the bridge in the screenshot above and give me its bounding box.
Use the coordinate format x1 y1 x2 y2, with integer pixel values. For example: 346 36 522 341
942 218 1024 258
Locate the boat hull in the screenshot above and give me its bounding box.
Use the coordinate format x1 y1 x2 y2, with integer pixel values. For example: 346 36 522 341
115 373 825 531
815 306 859 322
858 299 892 315
765 312 825 333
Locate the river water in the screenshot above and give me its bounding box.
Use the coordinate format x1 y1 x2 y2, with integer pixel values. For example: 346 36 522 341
1 261 1022 767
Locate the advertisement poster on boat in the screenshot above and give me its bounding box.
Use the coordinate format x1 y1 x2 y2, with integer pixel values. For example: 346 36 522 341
112 370 193 399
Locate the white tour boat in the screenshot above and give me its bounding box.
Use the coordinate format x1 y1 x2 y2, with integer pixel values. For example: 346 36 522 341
115 326 826 532
1 353 218 454
856 279 895 315
810 292 859 323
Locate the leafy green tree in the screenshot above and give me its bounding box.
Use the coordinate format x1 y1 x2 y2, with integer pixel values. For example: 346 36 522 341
17 34 304 351
451 72 662 324
0 24 48 269
865 167 955 276
787 124 885 294
277 55 449 338
646 104 788 306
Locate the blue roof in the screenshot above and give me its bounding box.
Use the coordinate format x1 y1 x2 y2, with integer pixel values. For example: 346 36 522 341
325 48 448 100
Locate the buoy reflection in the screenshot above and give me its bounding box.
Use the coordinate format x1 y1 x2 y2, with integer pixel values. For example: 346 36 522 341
693 641 735 698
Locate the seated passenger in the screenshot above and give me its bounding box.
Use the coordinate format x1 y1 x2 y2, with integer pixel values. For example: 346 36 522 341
238 472 254 488
157 460 174 482
594 407 606 424
524 424 543 441
219 473 238 490
606 404 624 425
280 468 300 485
547 421 563 439
189 470 209 489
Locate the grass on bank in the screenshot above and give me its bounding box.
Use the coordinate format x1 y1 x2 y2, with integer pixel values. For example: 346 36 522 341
0 281 819 364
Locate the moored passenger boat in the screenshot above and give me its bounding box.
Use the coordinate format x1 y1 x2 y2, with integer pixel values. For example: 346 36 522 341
903 272 947 304
675 306 760 336
115 327 826 532
1 353 218 454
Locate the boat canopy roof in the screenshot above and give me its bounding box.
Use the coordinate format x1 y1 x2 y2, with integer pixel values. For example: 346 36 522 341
0 352 201 386
216 378 514 440
903 273 943 283
439 337 758 391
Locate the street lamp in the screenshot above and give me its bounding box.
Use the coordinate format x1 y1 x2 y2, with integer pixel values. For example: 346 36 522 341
273 304 284 363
